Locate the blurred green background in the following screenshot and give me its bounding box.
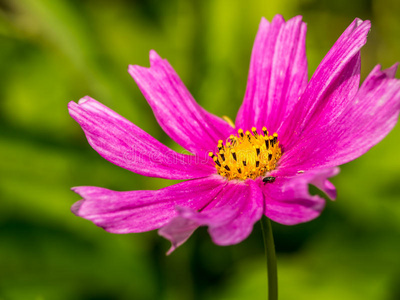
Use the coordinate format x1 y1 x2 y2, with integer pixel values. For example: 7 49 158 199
1 0 400 299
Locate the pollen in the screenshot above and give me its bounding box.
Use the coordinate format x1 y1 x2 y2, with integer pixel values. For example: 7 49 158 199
209 127 282 180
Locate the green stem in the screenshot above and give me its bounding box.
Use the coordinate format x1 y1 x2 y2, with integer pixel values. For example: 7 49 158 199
260 216 278 300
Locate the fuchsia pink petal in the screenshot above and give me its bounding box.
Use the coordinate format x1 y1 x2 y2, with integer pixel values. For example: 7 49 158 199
262 174 327 225
72 176 226 233
160 180 263 248
272 167 340 200
281 64 400 171
128 51 234 156
68 97 215 180
236 15 308 133
309 168 340 200
280 18 370 148
158 216 199 255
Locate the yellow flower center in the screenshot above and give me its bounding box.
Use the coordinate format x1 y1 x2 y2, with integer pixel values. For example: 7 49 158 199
209 127 282 180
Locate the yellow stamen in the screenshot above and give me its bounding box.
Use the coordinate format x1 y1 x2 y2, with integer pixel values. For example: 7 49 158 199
209 127 282 180
222 115 235 128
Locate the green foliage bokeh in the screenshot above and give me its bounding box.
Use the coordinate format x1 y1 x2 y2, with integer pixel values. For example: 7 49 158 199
1 0 400 299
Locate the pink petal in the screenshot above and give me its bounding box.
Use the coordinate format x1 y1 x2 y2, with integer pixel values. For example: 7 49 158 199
281 64 400 171
262 173 329 225
128 51 234 156
158 216 198 255
308 167 340 200
69 97 215 180
236 15 308 133
71 176 226 233
160 180 264 251
280 18 370 149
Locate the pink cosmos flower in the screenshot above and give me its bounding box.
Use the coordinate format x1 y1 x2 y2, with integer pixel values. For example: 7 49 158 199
69 15 400 254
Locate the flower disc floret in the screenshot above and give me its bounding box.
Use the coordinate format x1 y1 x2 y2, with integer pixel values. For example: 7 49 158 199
209 127 282 180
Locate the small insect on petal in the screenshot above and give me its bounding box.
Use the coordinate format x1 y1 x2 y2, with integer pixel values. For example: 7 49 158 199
263 176 276 184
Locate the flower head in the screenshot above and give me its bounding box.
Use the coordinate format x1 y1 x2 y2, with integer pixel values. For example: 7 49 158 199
69 15 400 254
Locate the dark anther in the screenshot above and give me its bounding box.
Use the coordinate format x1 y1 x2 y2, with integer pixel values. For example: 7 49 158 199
232 152 237 161
214 158 221 167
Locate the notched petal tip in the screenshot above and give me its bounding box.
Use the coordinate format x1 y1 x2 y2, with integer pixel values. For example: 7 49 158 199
70 187 87 215
339 18 370 46
127 51 162 73
285 15 304 26
313 167 340 201
70 186 86 195
149 49 163 66
261 14 303 26
259 16 269 25
295 167 339 201
70 96 97 110
68 97 98 120
127 64 145 77
78 96 91 104
272 14 285 23
71 200 84 215
383 63 399 78
68 97 101 122
364 63 400 89
127 51 161 73
351 17 369 30
67 100 78 112
354 18 364 27
358 19 371 35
